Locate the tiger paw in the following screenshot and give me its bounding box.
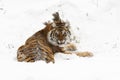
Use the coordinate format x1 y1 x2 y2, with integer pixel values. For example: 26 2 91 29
65 43 77 51
45 54 55 63
76 52 93 57
45 58 55 63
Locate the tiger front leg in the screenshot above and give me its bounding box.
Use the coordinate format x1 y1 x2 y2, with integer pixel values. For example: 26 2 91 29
64 43 77 51
61 43 76 54
62 50 93 57
76 51 93 57
62 43 93 57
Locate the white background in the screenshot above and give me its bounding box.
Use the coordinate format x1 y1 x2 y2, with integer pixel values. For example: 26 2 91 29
0 0 120 80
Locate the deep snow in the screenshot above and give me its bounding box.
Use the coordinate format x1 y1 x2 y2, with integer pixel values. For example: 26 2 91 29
0 0 120 80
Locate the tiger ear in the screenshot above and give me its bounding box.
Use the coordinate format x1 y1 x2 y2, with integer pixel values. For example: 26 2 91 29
44 21 53 31
44 21 51 26
51 23 56 27
44 22 48 26
65 21 70 28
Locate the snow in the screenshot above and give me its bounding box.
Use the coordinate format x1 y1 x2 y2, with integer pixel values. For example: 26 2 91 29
0 0 120 80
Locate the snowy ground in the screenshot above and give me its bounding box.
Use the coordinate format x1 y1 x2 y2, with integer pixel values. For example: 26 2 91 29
0 0 120 80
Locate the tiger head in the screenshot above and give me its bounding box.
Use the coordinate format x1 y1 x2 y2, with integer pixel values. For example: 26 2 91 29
47 21 71 47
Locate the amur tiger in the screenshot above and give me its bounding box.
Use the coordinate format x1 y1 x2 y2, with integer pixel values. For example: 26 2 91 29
17 12 93 63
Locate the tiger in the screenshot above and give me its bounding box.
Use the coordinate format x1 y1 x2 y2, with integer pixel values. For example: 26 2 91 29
17 12 93 63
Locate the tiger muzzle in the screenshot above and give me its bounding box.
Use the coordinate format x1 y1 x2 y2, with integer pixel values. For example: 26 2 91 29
57 40 65 45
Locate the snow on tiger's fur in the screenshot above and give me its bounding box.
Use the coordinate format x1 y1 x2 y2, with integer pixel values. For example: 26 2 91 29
17 12 93 63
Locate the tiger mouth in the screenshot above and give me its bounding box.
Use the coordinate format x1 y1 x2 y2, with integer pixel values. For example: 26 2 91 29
57 42 64 45
57 40 66 45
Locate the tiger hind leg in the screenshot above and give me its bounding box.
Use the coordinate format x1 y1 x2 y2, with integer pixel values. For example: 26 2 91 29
17 45 27 62
17 44 55 63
